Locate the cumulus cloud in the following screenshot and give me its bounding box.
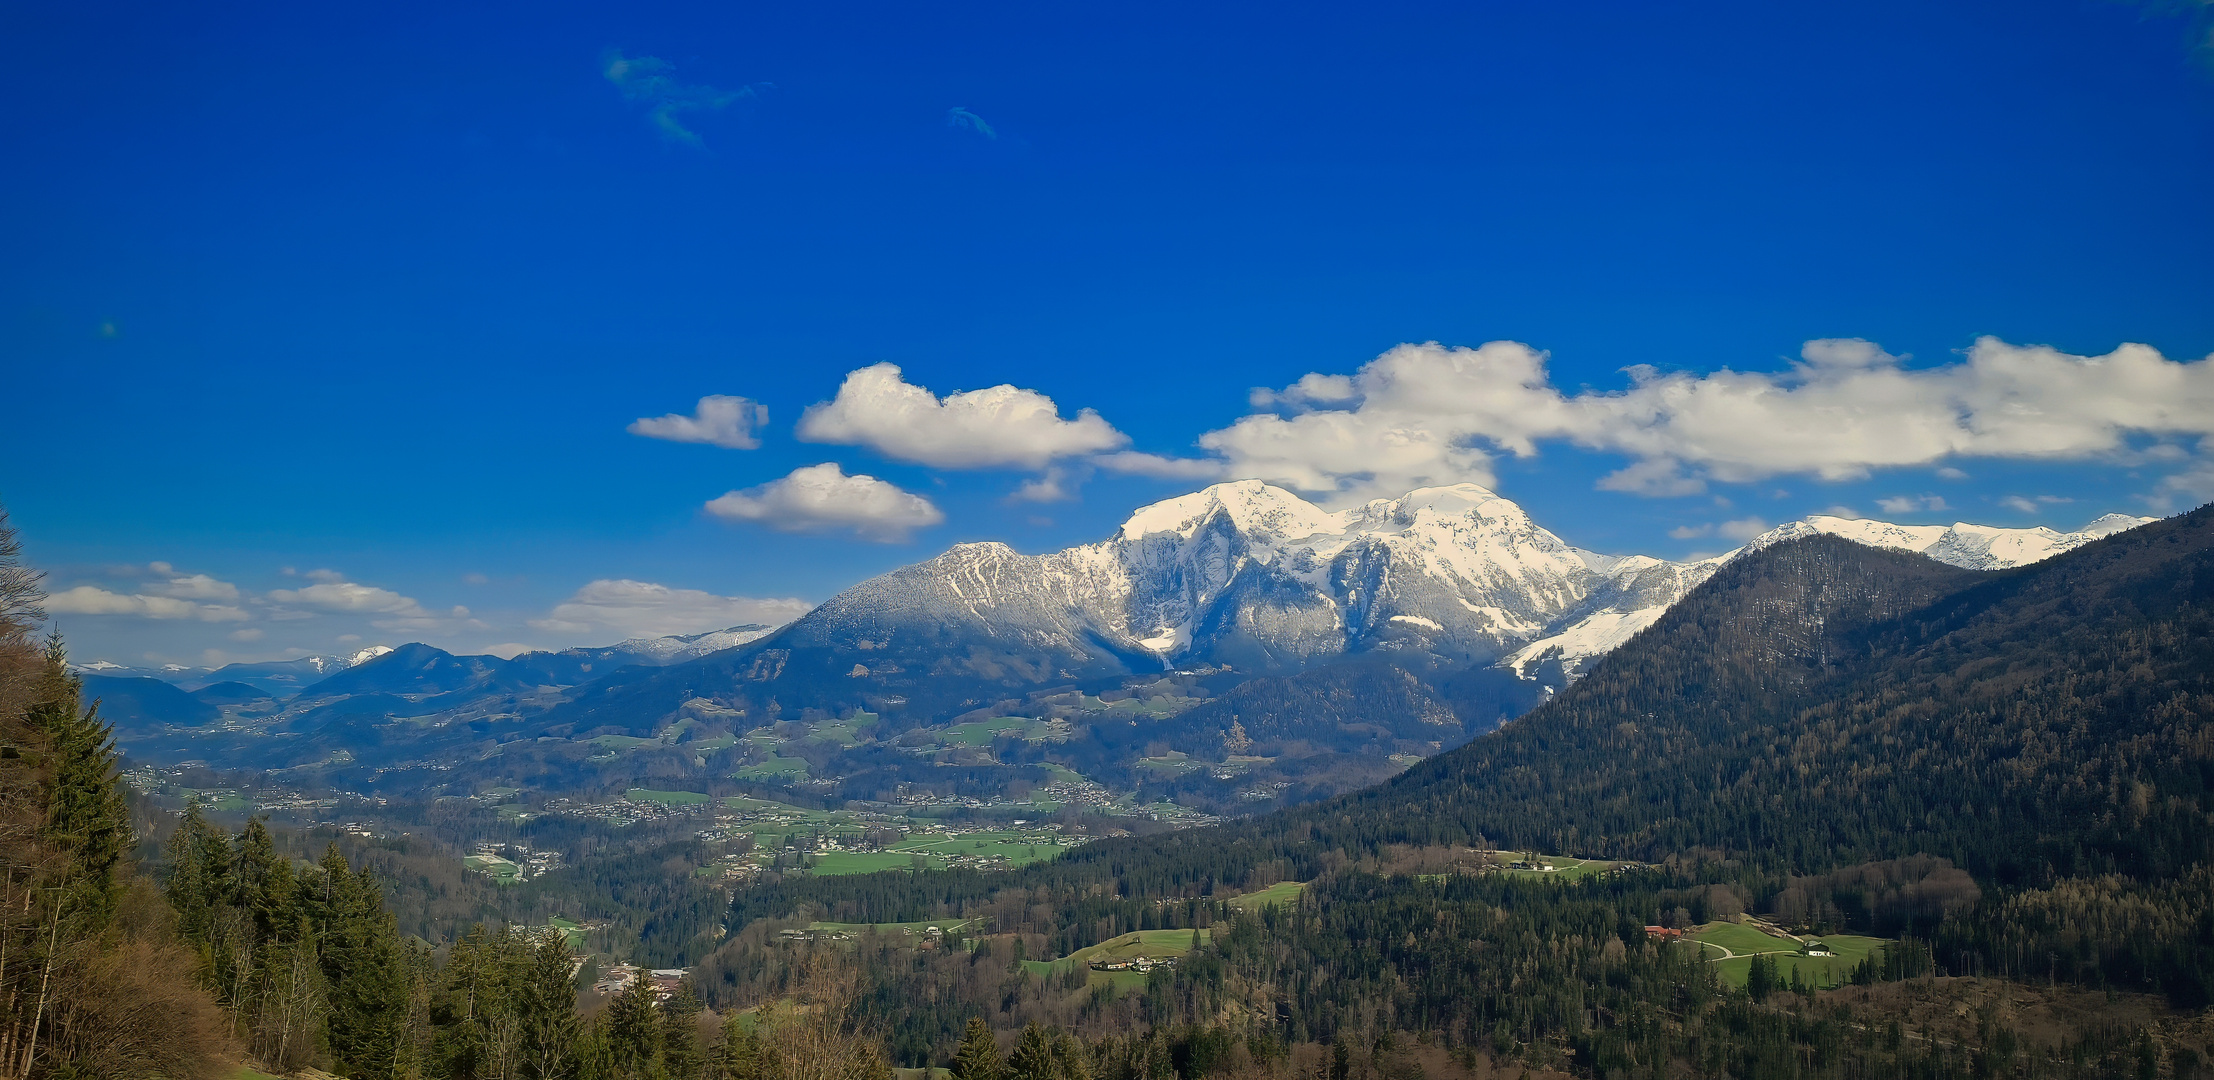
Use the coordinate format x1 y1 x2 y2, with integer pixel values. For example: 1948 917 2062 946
629 395 770 450
1667 524 1712 539
705 462 945 541
1876 494 1950 515
529 579 812 639
604 51 763 146
1820 505 1865 520
798 363 1128 470
1178 337 2214 504
46 586 248 622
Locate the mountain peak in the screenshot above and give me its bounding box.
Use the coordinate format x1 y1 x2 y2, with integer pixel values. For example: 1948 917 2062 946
1114 479 1339 543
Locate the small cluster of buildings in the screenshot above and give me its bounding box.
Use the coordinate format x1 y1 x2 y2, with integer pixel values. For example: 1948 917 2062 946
591 963 693 1003
1090 955 1176 973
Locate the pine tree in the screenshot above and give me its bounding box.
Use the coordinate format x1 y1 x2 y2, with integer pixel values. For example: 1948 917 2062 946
706 1013 763 1080
28 635 130 929
950 1016 1003 1080
661 979 705 1080
522 928 582 1080
602 973 664 1080
1007 1022 1056 1080
1053 1032 1092 1080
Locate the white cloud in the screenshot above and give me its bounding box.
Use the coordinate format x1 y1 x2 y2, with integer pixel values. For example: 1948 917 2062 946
1668 524 1712 539
706 463 945 542
1998 493 2076 515
145 573 240 602
230 628 264 642
1935 467 1970 480
267 581 429 616
2149 462 2214 513
797 363 1127 469
1010 467 1080 503
1820 505 1865 519
1175 337 2214 504
1093 451 1228 481
530 579 812 639
1717 517 1770 542
1875 495 1949 515
628 394 770 450
45 586 247 622
304 568 345 583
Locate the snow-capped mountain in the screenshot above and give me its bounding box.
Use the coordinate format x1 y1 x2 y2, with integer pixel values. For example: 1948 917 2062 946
1744 513 2153 570
782 480 2157 687
786 481 1723 677
599 625 779 664
1502 511 2154 679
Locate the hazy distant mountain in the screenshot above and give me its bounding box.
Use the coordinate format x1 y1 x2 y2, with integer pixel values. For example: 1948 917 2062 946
186 646 396 697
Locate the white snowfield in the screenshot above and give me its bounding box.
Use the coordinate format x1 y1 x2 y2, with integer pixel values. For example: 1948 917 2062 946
796 477 2154 682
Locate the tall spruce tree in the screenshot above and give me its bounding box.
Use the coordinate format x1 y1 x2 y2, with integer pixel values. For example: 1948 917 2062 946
1007 1022 1055 1080
660 980 705 1080
950 1016 1003 1080
522 928 582 1080
27 635 129 929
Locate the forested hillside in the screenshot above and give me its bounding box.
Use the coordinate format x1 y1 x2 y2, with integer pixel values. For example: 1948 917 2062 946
705 506 2214 1074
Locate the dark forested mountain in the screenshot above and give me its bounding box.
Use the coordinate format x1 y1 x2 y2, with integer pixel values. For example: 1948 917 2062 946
82 674 219 727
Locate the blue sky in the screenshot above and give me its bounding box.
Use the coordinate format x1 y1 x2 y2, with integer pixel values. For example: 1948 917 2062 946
3 0 2211 668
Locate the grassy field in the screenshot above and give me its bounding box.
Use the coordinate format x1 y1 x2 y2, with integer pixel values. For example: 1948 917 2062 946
1709 935 1887 989
1066 928 1214 967
625 787 711 804
1492 853 1616 881
1688 922 1887 988
588 734 657 751
688 733 739 751
463 854 520 883
1689 921 1799 956
807 851 934 875
735 756 810 779
1226 880 1306 911
810 711 880 746
547 916 586 951
939 716 1048 746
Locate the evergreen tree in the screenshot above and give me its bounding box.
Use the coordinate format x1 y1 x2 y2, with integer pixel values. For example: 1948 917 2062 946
28 635 130 929
602 974 664 1080
950 1016 1003 1080
523 928 583 1080
1746 954 1778 1003
661 979 705 1080
705 1012 763 1080
1052 1032 1092 1080
1007 1022 1055 1080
